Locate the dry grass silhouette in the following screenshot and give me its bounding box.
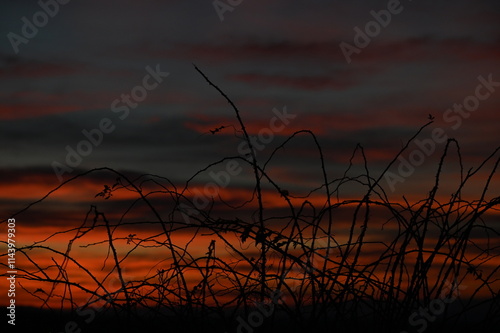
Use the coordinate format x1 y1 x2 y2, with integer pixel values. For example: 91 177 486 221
1 67 499 333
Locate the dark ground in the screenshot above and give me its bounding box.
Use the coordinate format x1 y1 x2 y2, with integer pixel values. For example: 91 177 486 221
2 300 498 333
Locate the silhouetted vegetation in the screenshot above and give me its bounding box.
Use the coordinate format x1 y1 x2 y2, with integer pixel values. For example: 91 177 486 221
2 68 499 333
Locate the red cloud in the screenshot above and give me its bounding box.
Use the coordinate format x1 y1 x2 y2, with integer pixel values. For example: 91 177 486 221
227 73 353 91
0 60 83 78
141 37 500 65
0 104 82 120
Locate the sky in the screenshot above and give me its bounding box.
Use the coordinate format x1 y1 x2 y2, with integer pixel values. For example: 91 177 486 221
0 0 499 308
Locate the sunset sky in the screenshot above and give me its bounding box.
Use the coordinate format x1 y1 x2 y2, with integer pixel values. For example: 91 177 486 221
1 0 499 309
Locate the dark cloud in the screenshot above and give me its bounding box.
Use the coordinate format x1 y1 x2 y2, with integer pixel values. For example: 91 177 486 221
0 0 498 205
227 72 354 91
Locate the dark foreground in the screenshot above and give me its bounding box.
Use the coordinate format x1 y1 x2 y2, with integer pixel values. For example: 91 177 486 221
3 299 498 333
